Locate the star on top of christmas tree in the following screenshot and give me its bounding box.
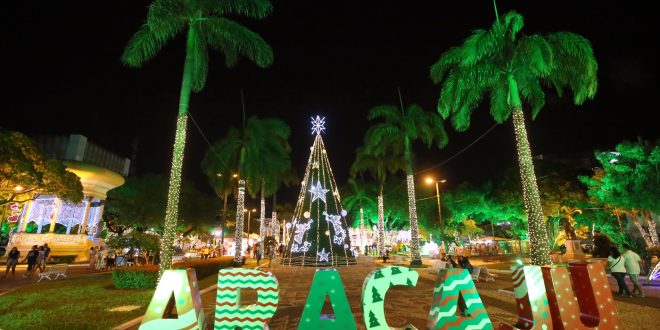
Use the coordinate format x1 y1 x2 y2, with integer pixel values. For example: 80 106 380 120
311 116 325 135
308 181 329 203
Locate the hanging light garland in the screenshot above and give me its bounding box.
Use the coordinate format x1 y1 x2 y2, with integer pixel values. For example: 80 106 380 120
377 194 385 257
234 179 246 265
407 174 422 265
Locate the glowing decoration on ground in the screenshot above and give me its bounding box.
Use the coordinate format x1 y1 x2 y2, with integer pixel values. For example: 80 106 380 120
318 248 330 262
499 264 551 330
311 116 326 135
283 117 355 266
323 212 347 245
361 266 419 329
298 269 356 330
309 182 329 204
139 269 204 330
422 241 439 257
542 262 620 329
427 268 492 330
234 179 246 265
406 174 422 264
215 268 279 330
511 110 552 266
160 113 188 276
648 262 660 283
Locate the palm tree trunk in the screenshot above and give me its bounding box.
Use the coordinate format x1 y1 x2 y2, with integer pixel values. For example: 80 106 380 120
221 190 228 248
359 207 365 249
259 179 266 256
377 186 385 257
508 76 552 266
234 178 246 264
404 136 422 265
614 209 624 233
159 26 196 277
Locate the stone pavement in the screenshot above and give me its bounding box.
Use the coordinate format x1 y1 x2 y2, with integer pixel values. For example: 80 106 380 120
200 256 660 330
0 263 106 295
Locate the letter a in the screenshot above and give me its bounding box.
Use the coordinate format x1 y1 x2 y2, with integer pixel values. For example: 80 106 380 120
298 269 357 330
542 262 620 329
215 268 279 330
427 268 493 330
139 269 205 330
361 266 419 329
499 265 552 330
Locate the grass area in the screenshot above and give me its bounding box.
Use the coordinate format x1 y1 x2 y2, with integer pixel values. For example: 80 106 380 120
0 273 153 330
0 270 222 330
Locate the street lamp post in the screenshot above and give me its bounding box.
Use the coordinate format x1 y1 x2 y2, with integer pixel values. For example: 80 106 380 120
245 208 256 247
426 177 447 251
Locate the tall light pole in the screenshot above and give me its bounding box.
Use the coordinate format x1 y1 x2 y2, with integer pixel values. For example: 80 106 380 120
426 177 447 251
245 208 256 246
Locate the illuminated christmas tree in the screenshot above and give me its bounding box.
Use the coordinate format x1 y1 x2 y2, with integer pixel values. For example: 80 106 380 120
282 116 356 266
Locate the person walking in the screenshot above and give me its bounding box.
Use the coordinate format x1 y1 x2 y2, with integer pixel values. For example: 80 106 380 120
96 247 105 270
89 247 97 269
256 246 262 266
3 247 20 278
106 248 116 270
622 244 645 297
608 246 632 297
21 245 39 278
36 246 46 272
246 244 252 259
43 243 51 264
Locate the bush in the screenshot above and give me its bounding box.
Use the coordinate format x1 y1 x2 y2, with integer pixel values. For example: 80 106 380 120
173 256 234 279
48 255 77 264
112 267 159 289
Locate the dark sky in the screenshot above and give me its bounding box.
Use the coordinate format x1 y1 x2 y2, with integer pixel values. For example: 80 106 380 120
5 1 658 202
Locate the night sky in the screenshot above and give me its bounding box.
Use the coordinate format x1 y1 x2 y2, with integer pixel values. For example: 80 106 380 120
6 1 658 202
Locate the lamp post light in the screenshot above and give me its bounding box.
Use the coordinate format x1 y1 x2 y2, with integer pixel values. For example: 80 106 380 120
425 177 447 251
245 208 256 246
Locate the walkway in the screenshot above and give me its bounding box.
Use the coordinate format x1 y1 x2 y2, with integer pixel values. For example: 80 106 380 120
0 263 106 295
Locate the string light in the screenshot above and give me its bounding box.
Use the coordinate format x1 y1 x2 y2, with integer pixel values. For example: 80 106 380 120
512 110 551 265
259 192 266 256
160 113 187 278
407 174 422 265
234 179 246 265
377 194 385 257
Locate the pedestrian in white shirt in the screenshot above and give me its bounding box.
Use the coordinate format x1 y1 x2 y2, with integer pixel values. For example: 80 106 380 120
622 244 645 297
608 246 632 297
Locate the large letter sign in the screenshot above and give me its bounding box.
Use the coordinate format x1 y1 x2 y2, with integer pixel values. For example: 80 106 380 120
499 265 552 330
215 268 279 330
298 269 357 330
139 269 205 330
361 266 419 329
542 262 620 329
427 268 493 330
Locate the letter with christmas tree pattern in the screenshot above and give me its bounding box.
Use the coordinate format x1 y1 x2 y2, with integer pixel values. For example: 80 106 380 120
298 269 356 330
498 265 551 330
361 266 419 329
139 269 205 330
541 262 620 329
427 268 492 330
215 268 279 330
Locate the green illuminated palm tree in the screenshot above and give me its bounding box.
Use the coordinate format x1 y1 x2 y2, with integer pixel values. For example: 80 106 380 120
209 116 290 264
351 147 405 258
343 177 377 249
121 0 273 273
430 10 597 265
365 96 448 265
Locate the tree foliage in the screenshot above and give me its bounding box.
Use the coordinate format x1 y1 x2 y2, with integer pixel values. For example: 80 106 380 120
0 130 83 206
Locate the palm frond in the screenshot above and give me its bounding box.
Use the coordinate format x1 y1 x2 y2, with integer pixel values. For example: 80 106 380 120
204 0 273 19
205 17 273 68
121 24 173 67
513 35 553 78
546 32 598 105
503 11 524 41
489 78 510 123
191 26 209 92
517 74 545 119
460 28 504 67
367 105 401 122
430 47 463 84
147 0 188 37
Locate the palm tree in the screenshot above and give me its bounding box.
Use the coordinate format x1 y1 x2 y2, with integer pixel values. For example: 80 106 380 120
122 0 273 273
210 116 290 264
343 177 377 249
201 147 237 250
351 147 405 257
365 92 448 265
430 8 598 265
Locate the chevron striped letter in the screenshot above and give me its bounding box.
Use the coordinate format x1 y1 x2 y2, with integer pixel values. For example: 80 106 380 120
361 266 419 329
139 269 205 330
215 268 279 330
298 269 357 330
427 268 493 330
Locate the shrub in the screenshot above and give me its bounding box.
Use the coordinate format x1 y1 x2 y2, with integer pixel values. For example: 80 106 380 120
173 256 234 279
112 267 159 289
48 255 77 264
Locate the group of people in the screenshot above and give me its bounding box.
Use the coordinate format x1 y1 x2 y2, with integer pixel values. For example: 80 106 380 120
245 241 282 266
3 243 51 279
88 246 119 271
440 254 474 273
608 244 646 297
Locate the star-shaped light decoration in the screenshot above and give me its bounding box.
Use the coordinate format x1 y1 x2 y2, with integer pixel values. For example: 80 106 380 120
308 181 329 203
318 248 330 262
311 116 326 135
312 161 319 169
